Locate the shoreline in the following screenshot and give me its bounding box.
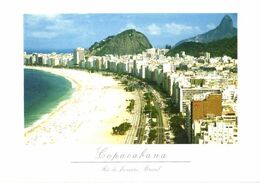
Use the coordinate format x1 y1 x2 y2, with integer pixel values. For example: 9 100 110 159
24 66 139 144
24 66 77 134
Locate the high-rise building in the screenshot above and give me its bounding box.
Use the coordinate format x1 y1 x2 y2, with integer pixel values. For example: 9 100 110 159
73 47 85 66
189 93 222 143
37 56 43 65
172 81 221 113
205 52 210 61
181 51 185 57
191 94 222 122
193 115 237 144
30 54 38 65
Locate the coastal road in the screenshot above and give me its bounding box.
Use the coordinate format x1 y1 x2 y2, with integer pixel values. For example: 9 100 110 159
124 79 167 144
134 90 146 144
153 95 164 144
124 90 142 144
147 86 165 144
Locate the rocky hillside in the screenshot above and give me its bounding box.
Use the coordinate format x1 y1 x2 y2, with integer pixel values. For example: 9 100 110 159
175 15 237 46
88 29 152 56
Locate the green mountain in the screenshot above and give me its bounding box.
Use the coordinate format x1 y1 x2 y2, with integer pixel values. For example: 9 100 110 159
166 36 237 59
176 15 237 46
88 29 152 56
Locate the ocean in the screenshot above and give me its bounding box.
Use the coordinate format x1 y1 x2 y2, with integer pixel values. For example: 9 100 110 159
24 68 72 128
25 49 73 54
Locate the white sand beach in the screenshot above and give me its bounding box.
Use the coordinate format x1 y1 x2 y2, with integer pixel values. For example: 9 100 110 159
24 67 140 145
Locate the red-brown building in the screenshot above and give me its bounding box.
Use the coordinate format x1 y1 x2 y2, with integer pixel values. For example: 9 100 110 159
188 93 222 143
191 94 222 122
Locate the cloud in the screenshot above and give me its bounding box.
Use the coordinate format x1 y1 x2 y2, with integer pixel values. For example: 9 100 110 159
164 22 193 35
121 23 138 31
24 14 60 26
194 26 202 32
206 23 216 30
145 22 202 36
45 19 74 33
31 31 59 39
25 15 76 38
147 24 161 35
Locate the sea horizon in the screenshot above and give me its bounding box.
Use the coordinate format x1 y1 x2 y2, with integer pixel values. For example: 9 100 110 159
24 48 73 54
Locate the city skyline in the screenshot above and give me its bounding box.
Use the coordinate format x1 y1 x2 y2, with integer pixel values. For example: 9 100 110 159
24 13 237 51
24 46 238 144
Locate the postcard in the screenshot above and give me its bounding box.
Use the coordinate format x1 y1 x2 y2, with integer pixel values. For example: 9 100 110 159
0 0 260 182
24 13 238 145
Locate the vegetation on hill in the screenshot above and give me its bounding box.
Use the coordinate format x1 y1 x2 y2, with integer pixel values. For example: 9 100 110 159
166 36 237 59
88 29 152 56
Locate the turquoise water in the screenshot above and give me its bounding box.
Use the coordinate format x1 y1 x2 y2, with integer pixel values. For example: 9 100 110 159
24 68 72 128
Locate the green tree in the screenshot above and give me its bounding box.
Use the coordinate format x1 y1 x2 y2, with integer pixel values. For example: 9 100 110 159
126 99 135 112
169 113 189 144
151 106 158 118
165 44 172 49
144 104 152 114
148 129 157 144
144 92 154 102
112 122 132 135
149 119 157 128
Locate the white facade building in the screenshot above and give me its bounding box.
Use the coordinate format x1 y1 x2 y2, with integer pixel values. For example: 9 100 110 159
194 116 238 144
73 47 85 65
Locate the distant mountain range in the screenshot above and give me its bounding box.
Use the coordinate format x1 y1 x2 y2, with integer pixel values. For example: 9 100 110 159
165 15 237 58
88 29 152 56
87 15 237 58
166 36 237 59
175 15 237 46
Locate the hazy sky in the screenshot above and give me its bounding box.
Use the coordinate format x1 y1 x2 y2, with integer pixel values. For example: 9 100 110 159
24 13 237 51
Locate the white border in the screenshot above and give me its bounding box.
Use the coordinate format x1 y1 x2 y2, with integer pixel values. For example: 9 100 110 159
1 0 260 182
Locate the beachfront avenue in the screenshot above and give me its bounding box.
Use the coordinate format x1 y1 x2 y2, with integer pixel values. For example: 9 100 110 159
24 47 238 144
